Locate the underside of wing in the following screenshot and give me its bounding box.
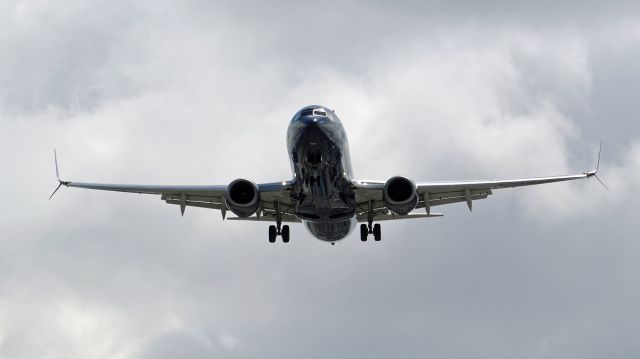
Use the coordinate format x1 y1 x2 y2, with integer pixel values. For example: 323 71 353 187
226 213 302 223
62 180 294 219
352 169 597 217
416 173 592 212
355 212 443 222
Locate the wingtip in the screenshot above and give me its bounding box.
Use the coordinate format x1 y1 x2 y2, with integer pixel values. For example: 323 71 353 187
50 149 70 200
48 181 63 201
597 140 603 172
54 148 60 180
585 141 603 176
595 174 609 191
583 141 608 191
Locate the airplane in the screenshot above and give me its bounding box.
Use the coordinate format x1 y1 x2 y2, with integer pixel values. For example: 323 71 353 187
50 105 606 245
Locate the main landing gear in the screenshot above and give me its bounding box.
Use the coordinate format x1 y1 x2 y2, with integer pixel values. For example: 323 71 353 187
269 201 289 243
360 222 381 241
269 223 290 243
360 200 381 242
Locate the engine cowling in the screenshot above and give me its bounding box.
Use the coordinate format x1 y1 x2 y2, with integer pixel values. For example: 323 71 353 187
225 179 261 218
383 176 418 215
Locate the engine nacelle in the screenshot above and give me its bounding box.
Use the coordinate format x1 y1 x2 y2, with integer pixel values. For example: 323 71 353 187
225 179 261 218
383 176 418 215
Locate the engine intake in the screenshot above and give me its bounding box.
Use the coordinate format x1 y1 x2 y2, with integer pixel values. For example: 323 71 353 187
383 176 418 215
225 179 260 218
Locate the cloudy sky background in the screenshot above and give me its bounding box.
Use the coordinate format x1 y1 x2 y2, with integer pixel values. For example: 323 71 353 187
1 0 639 358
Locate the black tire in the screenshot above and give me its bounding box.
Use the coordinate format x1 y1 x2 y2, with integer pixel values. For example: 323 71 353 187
282 225 290 243
268 225 277 243
360 224 368 241
373 223 381 241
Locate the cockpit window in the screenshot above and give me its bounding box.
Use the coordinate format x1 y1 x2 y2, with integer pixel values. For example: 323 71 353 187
300 108 327 117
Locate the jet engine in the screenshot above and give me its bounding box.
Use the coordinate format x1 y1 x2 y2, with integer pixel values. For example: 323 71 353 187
225 179 261 218
383 176 418 215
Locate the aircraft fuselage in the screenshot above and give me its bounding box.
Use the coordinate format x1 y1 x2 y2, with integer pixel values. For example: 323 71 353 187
286 106 357 241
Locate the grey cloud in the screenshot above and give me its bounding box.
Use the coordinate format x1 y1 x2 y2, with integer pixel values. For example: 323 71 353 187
1 1 639 358
140 331 217 359
0 1 147 115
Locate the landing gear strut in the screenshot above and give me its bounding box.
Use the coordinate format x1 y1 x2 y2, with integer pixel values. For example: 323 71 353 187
268 201 290 243
360 200 382 242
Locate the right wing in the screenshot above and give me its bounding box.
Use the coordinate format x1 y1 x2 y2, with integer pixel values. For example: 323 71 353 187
61 181 294 220
50 151 294 220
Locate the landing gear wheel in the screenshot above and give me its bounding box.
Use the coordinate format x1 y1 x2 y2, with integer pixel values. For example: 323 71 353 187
373 223 381 241
360 224 368 241
268 225 277 243
282 225 290 243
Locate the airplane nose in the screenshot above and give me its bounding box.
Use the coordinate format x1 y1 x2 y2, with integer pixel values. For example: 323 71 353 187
297 115 330 127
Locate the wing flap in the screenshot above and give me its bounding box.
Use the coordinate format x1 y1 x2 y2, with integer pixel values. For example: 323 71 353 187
164 199 224 210
226 214 302 223
416 193 490 208
356 212 443 223
423 188 492 200
162 194 223 203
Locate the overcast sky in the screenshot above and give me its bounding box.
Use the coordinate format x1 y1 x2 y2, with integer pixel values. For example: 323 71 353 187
1 1 639 358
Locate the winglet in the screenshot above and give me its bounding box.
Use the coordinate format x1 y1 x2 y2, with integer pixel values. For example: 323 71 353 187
585 141 608 190
595 140 603 173
49 149 70 200
54 148 60 180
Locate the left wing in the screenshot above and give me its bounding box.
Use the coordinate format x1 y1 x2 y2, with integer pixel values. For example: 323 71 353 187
352 170 597 220
353 171 597 215
352 145 605 217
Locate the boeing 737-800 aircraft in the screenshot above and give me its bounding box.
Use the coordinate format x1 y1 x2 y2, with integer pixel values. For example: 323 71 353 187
51 105 604 244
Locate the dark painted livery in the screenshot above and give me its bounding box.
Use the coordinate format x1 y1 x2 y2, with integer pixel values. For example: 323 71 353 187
287 106 357 240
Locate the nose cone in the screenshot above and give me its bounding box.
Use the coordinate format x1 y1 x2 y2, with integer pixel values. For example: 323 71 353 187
287 106 344 151
297 115 330 127
295 106 337 122
291 106 335 132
